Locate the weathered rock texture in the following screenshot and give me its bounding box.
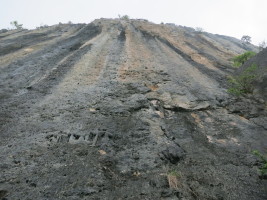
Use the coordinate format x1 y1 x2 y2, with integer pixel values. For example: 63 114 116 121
0 19 266 200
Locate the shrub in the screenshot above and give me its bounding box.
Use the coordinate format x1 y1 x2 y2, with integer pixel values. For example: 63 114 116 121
258 40 266 51
195 27 204 33
37 24 48 29
252 150 267 177
10 21 23 29
232 51 256 67
121 15 130 20
167 170 181 189
227 64 258 95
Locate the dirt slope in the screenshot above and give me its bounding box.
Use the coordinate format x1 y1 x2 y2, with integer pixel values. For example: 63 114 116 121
0 19 266 200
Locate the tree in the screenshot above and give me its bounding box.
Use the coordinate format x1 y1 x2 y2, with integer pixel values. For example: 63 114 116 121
258 40 266 51
195 27 204 33
10 21 23 29
241 35 251 44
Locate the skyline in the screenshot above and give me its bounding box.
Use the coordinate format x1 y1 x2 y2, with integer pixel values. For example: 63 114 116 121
1 0 266 45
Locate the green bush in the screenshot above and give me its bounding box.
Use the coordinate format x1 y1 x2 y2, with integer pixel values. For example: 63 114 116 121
10 21 23 29
227 64 257 95
121 15 130 20
252 150 267 176
232 51 256 67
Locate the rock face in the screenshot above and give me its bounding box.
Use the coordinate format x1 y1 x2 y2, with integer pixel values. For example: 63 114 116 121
0 19 266 199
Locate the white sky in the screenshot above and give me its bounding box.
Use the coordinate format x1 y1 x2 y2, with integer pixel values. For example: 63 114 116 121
1 0 266 45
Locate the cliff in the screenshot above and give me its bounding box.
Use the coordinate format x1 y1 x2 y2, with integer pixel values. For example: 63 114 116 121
0 19 266 200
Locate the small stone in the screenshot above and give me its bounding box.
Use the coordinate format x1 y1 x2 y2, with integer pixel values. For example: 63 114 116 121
161 189 173 197
162 144 186 164
258 99 265 104
132 152 140 160
0 190 8 198
30 183 37 187
89 108 97 112
98 150 107 155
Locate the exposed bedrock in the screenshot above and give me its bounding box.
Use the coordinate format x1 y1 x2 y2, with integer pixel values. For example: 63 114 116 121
0 19 266 199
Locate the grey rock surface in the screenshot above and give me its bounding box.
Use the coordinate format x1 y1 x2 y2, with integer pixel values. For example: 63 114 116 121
0 19 266 199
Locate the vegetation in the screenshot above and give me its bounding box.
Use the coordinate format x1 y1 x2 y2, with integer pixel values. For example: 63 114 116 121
37 24 48 29
10 21 23 29
121 15 130 20
195 27 204 33
167 170 181 189
227 64 258 95
168 170 181 177
232 51 256 67
258 40 266 51
252 150 267 177
241 35 251 44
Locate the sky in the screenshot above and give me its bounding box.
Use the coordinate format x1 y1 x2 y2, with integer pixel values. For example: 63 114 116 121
1 0 266 45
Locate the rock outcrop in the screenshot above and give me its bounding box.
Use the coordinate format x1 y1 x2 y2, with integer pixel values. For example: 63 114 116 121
0 19 266 200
